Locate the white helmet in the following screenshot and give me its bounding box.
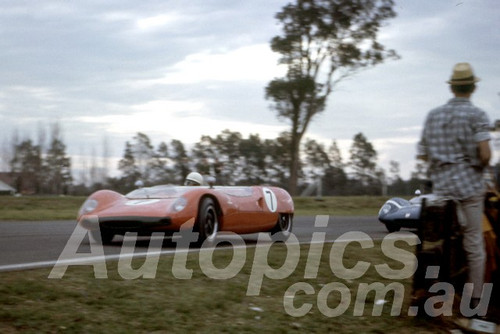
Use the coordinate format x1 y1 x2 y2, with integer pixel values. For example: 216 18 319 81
185 172 203 186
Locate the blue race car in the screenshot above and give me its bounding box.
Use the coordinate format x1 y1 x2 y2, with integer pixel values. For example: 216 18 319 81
378 191 437 232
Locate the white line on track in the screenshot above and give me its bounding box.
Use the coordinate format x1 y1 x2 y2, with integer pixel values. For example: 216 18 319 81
0 247 196 272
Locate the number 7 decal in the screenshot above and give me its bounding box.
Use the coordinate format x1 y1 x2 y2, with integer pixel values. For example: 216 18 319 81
262 187 277 212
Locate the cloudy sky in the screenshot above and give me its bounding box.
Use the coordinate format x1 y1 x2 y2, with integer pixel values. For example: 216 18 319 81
1 0 499 180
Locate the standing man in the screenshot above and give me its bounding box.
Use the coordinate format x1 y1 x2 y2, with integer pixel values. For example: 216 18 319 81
417 62 492 311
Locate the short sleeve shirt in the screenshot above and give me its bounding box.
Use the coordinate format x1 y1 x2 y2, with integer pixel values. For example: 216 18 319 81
417 97 490 199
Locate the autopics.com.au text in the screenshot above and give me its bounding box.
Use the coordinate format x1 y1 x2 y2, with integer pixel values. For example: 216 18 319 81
49 215 493 318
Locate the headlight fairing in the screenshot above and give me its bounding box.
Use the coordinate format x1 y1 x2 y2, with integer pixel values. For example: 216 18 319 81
79 199 98 216
171 197 187 212
379 203 392 216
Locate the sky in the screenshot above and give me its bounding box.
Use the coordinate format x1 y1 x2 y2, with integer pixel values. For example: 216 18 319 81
0 0 499 181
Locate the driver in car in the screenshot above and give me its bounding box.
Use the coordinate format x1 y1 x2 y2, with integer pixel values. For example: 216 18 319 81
184 172 203 186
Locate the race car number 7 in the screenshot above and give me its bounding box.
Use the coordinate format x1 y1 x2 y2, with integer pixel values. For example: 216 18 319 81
262 187 277 213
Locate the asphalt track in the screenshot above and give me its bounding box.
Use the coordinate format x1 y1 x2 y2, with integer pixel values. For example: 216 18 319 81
0 216 417 272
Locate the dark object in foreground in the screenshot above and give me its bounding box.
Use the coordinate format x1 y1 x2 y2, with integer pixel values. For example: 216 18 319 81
411 196 500 330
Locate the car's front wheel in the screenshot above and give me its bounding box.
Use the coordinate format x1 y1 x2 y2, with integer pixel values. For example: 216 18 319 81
385 223 401 233
195 197 219 246
90 228 115 244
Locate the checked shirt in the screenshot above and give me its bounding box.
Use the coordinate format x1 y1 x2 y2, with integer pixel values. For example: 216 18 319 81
417 97 491 200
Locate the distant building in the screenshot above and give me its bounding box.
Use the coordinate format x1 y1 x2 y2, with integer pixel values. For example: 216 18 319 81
0 172 37 195
0 179 16 195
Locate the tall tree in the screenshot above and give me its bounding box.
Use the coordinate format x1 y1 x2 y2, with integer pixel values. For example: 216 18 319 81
349 132 378 186
324 139 348 195
149 142 170 184
303 138 330 179
212 130 244 185
132 132 155 182
265 132 294 188
191 130 244 185
388 160 401 184
328 140 344 169
10 139 42 193
266 0 398 194
170 139 190 184
118 141 140 190
411 160 428 181
191 135 216 176
239 134 269 185
43 124 72 194
117 132 169 186
387 160 407 195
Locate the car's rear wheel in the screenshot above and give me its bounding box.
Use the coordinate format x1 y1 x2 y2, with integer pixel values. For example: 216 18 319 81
195 198 219 246
271 213 292 236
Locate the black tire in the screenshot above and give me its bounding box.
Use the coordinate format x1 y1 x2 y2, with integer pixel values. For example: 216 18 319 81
271 214 293 236
385 223 401 233
194 198 219 246
90 228 115 244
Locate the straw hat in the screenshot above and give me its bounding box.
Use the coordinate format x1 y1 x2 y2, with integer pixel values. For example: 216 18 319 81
447 62 480 85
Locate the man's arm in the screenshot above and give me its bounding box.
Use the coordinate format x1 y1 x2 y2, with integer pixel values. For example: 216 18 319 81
478 140 491 166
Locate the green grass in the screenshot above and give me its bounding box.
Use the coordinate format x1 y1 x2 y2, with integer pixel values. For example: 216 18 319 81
0 241 449 333
0 196 86 221
0 195 391 221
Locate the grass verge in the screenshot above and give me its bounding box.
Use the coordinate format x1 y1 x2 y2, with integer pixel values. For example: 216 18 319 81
0 240 449 333
0 196 86 221
0 195 391 221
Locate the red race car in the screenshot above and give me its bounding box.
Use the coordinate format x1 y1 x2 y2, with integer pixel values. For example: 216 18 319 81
78 184 294 245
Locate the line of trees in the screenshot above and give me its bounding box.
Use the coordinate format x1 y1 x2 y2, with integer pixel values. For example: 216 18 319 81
111 130 421 195
111 130 425 196
3 126 426 196
6 124 72 194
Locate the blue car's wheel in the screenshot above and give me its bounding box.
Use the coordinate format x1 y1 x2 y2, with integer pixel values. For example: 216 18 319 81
385 222 401 233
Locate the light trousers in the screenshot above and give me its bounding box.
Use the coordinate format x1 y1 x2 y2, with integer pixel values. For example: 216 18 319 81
458 195 486 299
